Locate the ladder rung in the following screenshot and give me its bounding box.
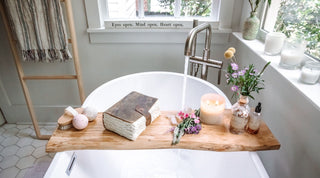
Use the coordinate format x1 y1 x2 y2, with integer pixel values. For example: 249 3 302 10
68 39 72 43
23 75 77 80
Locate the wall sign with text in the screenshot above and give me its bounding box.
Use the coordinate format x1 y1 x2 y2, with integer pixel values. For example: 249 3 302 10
105 21 193 29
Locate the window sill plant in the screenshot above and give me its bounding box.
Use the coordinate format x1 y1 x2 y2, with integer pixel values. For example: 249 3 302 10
243 0 272 40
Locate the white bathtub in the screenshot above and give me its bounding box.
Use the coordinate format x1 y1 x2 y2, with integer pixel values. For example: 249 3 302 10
45 72 269 178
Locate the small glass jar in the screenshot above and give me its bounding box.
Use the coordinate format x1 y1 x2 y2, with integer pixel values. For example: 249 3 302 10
264 32 286 55
279 38 306 70
230 95 250 134
246 112 261 134
299 61 320 84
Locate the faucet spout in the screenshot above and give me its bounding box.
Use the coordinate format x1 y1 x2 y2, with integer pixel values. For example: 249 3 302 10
184 23 212 56
184 20 223 84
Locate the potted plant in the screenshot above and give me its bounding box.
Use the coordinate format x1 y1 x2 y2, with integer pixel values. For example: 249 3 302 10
243 0 272 40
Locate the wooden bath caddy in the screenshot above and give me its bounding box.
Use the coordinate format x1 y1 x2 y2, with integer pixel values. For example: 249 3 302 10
46 110 280 153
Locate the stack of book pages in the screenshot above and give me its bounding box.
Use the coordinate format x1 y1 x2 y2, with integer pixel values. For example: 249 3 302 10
103 91 160 140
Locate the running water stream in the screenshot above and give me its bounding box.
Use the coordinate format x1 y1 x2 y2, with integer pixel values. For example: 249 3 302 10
181 56 189 111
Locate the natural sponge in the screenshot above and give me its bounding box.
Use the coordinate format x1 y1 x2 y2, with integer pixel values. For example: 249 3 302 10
83 107 98 121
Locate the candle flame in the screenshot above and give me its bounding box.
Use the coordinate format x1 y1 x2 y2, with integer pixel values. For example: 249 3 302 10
215 100 219 106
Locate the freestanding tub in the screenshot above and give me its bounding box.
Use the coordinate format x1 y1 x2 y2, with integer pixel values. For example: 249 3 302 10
45 72 269 178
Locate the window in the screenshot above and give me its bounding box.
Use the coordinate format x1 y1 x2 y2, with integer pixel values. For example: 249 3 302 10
262 0 320 60
104 0 220 29
107 0 214 19
84 0 234 43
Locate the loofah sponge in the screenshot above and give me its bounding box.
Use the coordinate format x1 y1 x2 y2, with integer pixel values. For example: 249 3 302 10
83 107 98 121
72 114 88 130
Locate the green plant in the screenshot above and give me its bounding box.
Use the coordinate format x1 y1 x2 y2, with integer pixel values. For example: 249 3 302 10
274 0 320 59
248 0 271 14
171 109 201 145
158 0 211 16
224 48 270 99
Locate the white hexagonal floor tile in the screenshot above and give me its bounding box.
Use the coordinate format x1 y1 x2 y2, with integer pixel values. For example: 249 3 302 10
16 168 29 178
43 125 56 130
0 145 19 157
0 145 4 152
16 156 36 169
0 155 19 169
0 135 5 143
16 145 35 158
16 124 30 129
32 139 48 147
2 124 16 129
36 155 52 163
0 127 5 134
2 128 19 137
16 128 33 138
29 131 37 138
48 152 56 158
32 146 47 159
36 128 53 136
1 136 19 147
0 166 19 178
16 137 33 147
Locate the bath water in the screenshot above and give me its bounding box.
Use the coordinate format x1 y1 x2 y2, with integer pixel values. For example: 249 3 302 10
181 56 189 110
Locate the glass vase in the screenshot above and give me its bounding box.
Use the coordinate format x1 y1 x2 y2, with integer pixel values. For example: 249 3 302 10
230 95 250 134
243 12 260 40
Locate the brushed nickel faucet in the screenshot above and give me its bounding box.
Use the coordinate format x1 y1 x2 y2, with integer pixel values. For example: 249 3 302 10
184 19 223 84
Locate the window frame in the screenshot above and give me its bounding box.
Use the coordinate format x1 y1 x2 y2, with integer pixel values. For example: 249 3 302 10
83 0 237 44
84 0 230 30
258 1 320 62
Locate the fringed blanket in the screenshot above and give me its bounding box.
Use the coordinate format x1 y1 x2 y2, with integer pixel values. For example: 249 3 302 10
3 0 72 62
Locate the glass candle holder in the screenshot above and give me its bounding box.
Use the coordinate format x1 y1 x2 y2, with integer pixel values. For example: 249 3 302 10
299 61 320 84
264 32 286 55
279 38 306 70
246 112 261 134
200 93 226 125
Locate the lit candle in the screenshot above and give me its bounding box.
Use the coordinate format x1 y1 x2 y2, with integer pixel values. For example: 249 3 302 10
264 32 286 55
200 93 226 125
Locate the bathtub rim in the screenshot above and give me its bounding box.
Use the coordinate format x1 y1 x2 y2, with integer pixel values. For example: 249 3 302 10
82 71 232 109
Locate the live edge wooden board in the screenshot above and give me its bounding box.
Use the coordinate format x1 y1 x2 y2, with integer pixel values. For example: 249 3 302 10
46 110 280 153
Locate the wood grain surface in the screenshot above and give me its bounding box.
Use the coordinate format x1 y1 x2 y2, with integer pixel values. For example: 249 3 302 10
46 110 280 152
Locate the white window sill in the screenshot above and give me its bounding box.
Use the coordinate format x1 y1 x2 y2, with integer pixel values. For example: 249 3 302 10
233 32 320 110
87 27 232 44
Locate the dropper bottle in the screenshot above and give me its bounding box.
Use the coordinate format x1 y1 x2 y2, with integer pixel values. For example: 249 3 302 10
246 102 262 134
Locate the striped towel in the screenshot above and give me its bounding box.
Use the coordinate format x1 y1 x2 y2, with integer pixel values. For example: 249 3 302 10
3 0 72 62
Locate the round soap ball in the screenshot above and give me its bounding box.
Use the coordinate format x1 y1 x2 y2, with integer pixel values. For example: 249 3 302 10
83 107 98 121
72 114 88 130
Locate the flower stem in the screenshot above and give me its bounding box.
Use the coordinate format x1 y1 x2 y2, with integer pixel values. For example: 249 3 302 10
258 61 271 77
248 0 254 12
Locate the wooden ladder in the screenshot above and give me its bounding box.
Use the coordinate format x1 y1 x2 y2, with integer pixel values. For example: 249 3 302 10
0 0 85 140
